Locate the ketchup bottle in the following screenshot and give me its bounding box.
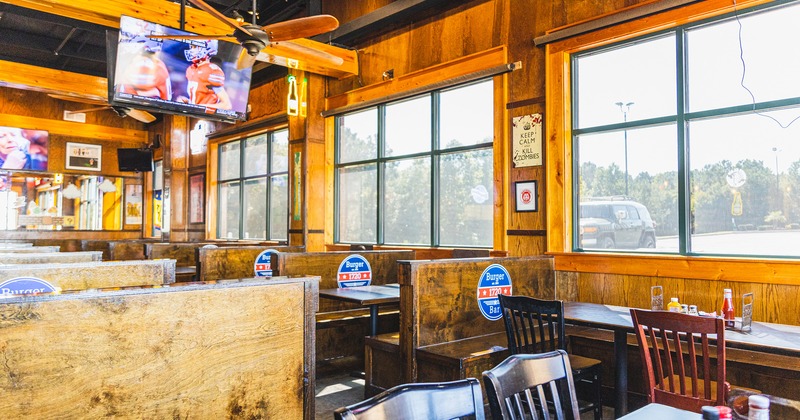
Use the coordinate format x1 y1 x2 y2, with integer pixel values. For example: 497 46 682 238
722 288 735 328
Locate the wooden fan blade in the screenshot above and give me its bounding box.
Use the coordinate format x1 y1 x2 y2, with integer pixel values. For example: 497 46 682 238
147 34 238 43
261 40 344 67
187 0 253 36
261 15 339 42
127 109 157 123
237 49 258 70
48 94 107 106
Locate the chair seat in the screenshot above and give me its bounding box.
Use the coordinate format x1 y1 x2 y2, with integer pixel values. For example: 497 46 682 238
568 354 602 374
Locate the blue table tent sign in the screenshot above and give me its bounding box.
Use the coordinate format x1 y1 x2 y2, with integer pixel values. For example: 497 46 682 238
254 249 279 277
337 254 372 288
476 264 513 321
0 277 58 297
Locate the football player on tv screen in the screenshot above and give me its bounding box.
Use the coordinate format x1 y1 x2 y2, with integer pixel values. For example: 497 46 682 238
178 40 232 110
116 36 172 101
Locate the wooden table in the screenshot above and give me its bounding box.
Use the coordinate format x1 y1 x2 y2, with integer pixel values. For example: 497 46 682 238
318 284 400 336
617 403 697 419
563 301 800 417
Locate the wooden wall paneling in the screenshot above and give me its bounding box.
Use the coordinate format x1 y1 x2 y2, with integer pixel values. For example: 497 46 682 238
166 115 190 241
324 116 336 246
247 78 288 121
305 73 327 252
493 72 509 254
570 271 800 325
288 71 307 247
323 0 393 26
205 141 219 240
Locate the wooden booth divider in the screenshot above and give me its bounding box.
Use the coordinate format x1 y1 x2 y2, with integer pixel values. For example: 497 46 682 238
195 245 306 282
0 276 318 419
272 250 416 373
0 259 176 291
365 256 555 398
0 246 61 253
0 251 102 264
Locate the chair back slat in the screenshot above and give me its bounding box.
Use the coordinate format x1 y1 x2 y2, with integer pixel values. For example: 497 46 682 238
686 334 696 399
483 350 580 420
499 295 565 355
631 309 728 412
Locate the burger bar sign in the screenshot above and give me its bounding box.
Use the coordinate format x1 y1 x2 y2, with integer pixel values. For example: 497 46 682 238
512 113 542 168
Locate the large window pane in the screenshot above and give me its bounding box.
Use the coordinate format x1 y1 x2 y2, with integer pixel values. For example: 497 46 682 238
219 141 240 180
385 96 431 157
577 125 678 252
384 158 431 245
440 81 494 148
271 129 289 172
243 135 267 177
687 3 800 112
439 149 493 247
575 35 676 128
270 174 288 240
338 164 377 243
688 109 800 256
339 109 377 163
219 180 240 239
243 178 266 239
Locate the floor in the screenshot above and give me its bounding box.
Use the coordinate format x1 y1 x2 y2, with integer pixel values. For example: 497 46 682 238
314 371 615 420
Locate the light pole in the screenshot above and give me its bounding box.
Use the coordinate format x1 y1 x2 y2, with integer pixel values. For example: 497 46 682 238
616 101 634 196
773 147 782 212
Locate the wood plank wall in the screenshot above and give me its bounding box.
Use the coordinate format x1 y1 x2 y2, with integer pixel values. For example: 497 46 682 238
556 271 800 326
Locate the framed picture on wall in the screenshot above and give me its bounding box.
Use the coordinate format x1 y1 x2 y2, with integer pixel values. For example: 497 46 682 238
515 180 538 212
124 184 143 225
189 173 205 224
65 142 101 171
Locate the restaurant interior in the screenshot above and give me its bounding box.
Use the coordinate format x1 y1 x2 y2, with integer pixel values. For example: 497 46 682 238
0 0 799 418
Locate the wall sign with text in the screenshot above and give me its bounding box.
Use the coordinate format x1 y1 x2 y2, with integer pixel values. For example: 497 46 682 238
512 114 542 168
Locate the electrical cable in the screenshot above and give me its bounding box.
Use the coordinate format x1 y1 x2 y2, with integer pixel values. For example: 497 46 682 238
733 0 800 129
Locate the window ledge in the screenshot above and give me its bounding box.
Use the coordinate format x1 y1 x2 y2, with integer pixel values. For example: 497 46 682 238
549 252 800 285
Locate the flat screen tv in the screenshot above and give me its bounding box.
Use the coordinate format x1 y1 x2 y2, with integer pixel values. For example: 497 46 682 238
0 126 48 171
117 148 154 172
108 15 252 123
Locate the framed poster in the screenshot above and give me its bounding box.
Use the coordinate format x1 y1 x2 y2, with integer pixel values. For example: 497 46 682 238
189 173 205 224
65 142 101 171
515 180 538 212
124 184 143 225
512 114 543 168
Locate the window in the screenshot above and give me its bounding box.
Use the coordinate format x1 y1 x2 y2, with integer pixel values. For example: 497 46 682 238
335 80 494 247
572 1 800 257
217 129 288 240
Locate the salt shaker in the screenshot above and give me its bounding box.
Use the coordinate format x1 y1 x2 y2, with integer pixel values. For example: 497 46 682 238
748 394 770 420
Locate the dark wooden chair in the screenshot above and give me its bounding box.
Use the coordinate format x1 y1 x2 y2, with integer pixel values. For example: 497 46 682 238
333 378 485 420
483 350 581 420
630 308 729 413
498 294 603 419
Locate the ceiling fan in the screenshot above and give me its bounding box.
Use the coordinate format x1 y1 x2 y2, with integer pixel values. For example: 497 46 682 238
154 0 345 71
49 94 157 124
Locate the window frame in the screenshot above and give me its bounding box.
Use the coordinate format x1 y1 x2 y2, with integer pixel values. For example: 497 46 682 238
545 0 800 284
215 129 289 241
333 79 495 248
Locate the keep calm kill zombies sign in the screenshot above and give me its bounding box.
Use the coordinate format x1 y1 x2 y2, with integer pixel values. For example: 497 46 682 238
512 114 543 168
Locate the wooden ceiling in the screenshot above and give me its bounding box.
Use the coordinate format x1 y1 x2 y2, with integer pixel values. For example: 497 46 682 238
0 0 315 78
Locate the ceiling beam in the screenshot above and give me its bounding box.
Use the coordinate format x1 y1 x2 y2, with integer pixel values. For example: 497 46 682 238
0 59 107 101
2 0 357 78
